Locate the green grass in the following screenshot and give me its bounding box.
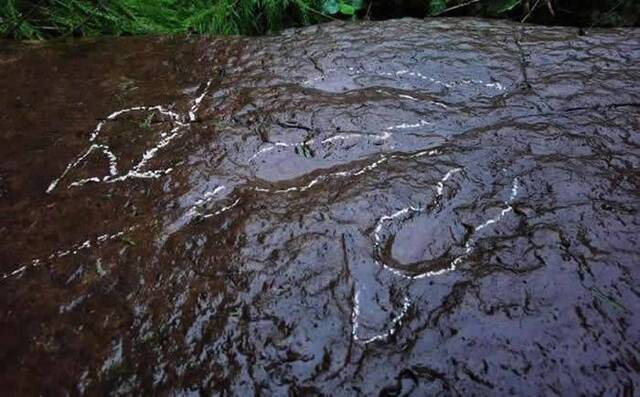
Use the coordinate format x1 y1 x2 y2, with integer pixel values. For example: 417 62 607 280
0 0 326 39
1 0 638 40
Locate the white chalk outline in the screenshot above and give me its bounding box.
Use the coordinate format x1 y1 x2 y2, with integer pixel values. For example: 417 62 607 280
350 173 519 344
373 174 519 281
1 226 137 280
248 131 394 163
352 292 411 345
16 72 512 346
46 80 212 193
305 66 506 92
5 147 444 280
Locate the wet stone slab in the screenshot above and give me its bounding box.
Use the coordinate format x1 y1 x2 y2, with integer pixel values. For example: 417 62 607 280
1 18 640 395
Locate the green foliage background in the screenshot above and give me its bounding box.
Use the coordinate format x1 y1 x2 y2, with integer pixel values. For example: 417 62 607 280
0 0 324 39
1 0 638 40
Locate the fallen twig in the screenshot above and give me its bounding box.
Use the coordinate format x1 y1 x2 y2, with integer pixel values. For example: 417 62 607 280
521 0 541 23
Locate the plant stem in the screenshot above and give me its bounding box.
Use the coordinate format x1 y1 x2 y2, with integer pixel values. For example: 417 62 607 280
431 0 483 16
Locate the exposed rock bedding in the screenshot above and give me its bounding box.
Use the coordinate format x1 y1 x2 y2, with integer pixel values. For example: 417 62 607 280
1 18 639 395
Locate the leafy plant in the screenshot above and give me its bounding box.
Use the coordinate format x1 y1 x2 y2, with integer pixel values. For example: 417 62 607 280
0 0 329 39
321 0 363 16
428 0 447 15
2 0 639 40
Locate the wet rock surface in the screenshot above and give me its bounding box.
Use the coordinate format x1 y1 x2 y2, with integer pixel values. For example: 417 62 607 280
1 18 640 395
